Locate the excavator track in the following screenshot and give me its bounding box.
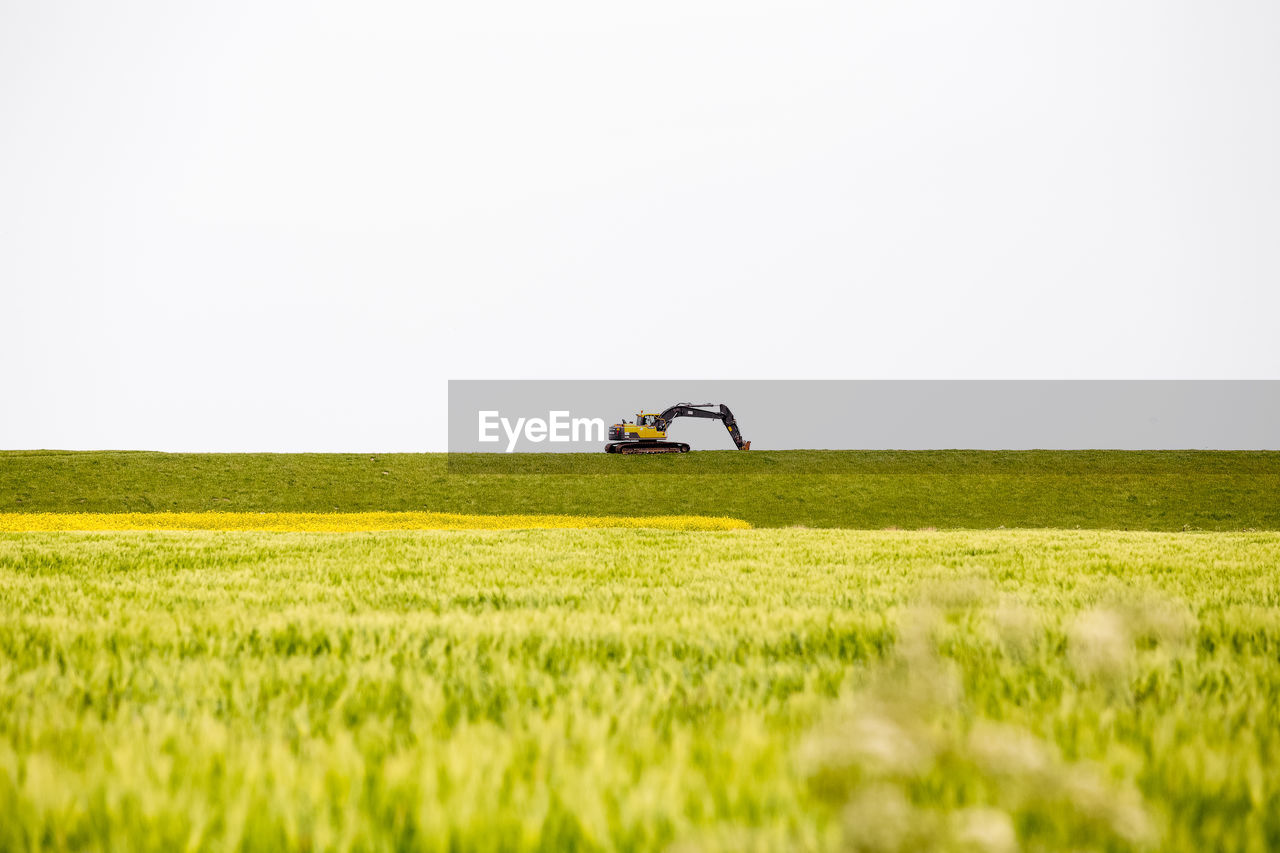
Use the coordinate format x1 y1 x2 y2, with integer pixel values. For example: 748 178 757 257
605 441 690 454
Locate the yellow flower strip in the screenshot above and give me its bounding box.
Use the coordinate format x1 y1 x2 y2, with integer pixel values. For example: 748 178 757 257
0 511 750 532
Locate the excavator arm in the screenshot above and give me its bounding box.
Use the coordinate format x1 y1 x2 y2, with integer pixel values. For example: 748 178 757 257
656 403 751 450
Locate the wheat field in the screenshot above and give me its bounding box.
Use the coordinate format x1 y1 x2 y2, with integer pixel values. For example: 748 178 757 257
1 528 1277 851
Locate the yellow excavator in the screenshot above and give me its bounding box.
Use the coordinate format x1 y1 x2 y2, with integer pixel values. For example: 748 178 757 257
605 403 751 454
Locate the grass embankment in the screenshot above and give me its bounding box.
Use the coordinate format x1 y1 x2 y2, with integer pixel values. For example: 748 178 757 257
0 511 749 532
2 529 1278 851
3 450 1278 529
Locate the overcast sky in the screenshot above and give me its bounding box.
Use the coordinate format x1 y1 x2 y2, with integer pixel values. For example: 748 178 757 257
3 1 1278 451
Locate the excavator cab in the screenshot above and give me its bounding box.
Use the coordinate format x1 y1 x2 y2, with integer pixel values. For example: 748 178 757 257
631 414 666 439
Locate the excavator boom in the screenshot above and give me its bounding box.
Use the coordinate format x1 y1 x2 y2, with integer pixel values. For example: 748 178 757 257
655 403 750 450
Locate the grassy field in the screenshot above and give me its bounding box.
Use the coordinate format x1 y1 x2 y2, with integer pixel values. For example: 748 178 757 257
2 528 1278 851
2 451 1277 849
3 450 1279 529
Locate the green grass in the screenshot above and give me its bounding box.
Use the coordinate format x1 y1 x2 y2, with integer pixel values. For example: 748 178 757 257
4 450 1277 849
3 449 1279 529
2 528 1279 851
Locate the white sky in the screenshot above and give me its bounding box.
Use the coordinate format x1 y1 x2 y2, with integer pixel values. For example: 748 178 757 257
3 1 1278 451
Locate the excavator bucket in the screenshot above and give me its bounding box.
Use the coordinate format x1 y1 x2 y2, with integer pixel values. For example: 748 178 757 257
742 441 751 450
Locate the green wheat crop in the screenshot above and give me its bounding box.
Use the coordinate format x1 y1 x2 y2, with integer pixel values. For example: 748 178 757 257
1 529 1278 851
